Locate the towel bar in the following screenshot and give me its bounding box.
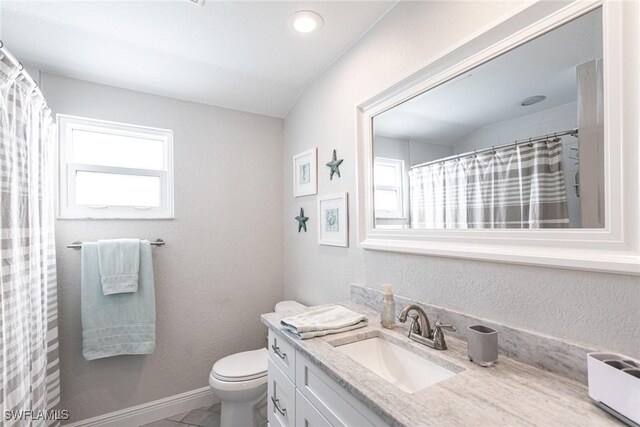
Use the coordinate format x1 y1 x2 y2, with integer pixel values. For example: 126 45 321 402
67 239 165 249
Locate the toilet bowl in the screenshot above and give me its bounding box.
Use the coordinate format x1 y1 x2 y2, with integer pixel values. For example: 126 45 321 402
209 348 269 427
209 300 306 427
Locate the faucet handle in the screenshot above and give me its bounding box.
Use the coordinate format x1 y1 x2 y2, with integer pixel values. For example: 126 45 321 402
434 321 456 332
432 320 456 350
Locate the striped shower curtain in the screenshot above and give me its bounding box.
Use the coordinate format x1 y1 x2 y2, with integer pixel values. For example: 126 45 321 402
0 55 60 425
409 139 570 229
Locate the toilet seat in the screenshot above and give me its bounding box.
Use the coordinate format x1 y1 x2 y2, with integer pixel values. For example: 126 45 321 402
211 348 268 382
209 370 267 392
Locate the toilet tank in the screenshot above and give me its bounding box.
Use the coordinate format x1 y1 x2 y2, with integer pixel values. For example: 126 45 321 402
275 300 306 312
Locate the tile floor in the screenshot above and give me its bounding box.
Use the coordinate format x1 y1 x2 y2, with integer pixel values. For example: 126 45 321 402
140 403 221 427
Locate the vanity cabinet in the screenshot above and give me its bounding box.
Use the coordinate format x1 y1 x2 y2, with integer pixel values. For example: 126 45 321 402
295 391 331 427
267 330 388 427
268 358 296 427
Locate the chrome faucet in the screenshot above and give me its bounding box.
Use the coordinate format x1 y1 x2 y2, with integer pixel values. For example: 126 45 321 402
397 304 456 350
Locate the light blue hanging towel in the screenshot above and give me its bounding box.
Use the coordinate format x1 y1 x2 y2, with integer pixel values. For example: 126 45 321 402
82 240 156 360
98 238 140 295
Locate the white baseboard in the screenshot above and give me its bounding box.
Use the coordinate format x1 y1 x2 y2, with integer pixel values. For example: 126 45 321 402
64 386 218 427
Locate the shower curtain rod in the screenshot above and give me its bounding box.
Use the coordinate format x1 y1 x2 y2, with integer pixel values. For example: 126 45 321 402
0 40 45 101
409 128 578 170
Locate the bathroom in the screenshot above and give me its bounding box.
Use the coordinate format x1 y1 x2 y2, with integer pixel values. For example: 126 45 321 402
0 0 638 426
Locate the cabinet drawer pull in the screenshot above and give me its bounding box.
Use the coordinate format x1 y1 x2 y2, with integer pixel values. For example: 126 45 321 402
271 343 287 361
271 396 287 416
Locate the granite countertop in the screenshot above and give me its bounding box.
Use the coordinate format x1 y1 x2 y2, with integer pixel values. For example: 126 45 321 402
261 302 621 427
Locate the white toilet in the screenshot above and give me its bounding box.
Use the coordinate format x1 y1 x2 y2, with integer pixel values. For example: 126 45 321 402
209 300 306 427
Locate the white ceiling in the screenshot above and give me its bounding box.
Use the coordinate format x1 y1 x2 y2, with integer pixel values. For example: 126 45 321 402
0 1 396 117
374 7 602 144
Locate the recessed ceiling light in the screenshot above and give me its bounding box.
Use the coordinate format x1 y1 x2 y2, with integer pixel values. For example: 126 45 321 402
289 11 324 34
520 95 546 106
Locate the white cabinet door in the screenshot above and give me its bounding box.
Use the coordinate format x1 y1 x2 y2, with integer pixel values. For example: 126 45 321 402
296 391 331 427
268 358 296 427
296 353 389 427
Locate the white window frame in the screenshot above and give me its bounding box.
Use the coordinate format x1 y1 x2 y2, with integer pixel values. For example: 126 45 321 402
57 114 174 219
374 157 406 219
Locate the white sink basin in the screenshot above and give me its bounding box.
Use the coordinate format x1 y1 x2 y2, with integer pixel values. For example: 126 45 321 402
335 337 456 393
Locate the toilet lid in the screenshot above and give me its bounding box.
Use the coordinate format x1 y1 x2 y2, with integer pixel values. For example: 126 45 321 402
212 348 268 382
275 300 306 312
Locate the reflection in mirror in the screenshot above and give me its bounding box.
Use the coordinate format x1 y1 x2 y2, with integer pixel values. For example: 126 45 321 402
373 8 604 230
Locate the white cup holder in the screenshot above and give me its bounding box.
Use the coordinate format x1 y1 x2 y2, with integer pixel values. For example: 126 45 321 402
588 352 640 425
603 359 640 380
622 369 640 379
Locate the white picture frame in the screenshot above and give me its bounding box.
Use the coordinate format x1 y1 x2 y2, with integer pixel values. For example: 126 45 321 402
318 193 348 247
293 148 317 197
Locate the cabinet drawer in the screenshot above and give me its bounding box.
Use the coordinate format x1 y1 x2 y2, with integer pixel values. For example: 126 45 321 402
296 390 331 427
269 330 296 381
296 353 388 427
268 358 296 427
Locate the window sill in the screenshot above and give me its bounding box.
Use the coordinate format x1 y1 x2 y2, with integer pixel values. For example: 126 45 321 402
57 214 175 220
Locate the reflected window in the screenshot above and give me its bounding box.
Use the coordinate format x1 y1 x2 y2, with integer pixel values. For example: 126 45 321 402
374 158 405 219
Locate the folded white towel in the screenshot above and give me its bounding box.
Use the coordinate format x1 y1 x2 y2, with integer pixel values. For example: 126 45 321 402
280 305 367 339
283 320 367 340
98 238 140 295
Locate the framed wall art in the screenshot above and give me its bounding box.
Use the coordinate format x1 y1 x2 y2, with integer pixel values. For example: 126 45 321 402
317 192 348 247
293 148 317 197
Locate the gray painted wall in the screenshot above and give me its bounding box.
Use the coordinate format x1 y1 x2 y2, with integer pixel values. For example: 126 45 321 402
374 135 453 167
42 73 284 422
283 1 640 357
373 135 410 164
408 140 453 166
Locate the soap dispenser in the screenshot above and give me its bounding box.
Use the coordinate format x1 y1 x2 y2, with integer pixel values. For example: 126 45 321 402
381 283 396 330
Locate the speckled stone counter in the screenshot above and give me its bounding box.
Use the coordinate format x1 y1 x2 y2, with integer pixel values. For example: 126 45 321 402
262 303 621 427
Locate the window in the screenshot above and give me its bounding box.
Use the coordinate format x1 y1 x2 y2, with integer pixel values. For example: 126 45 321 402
57 115 174 219
374 157 405 219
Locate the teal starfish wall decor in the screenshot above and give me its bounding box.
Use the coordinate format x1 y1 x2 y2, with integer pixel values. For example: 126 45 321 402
295 207 309 232
326 149 343 180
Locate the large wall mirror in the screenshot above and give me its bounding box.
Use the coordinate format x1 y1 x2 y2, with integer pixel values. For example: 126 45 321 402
373 8 602 230
356 1 640 274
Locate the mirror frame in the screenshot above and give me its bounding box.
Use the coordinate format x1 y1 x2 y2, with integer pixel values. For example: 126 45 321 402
356 0 639 275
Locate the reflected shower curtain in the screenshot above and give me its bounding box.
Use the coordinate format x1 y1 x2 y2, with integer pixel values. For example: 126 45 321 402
409 139 570 229
0 55 60 425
